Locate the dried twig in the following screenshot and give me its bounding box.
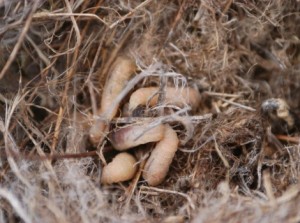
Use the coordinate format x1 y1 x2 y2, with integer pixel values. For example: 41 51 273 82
0 1 39 80
109 0 153 29
140 185 195 210
111 114 212 124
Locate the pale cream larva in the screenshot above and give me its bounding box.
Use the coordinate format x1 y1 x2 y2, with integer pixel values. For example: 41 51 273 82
143 124 179 186
101 152 138 184
89 56 136 145
128 87 201 112
109 123 165 151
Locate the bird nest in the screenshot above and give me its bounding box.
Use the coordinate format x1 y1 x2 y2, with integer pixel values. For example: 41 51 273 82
0 1 300 222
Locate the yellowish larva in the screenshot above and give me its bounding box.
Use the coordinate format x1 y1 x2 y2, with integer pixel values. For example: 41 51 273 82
101 152 138 184
128 86 201 112
142 124 179 186
109 123 165 151
89 56 136 145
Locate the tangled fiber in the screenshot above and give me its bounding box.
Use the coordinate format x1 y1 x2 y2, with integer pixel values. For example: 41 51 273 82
1 0 300 222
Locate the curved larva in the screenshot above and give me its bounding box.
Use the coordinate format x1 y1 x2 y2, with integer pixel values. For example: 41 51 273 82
128 87 201 112
143 124 179 186
89 56 136 144
101 152 138 184
100 57 137 116
109 123 165 151
89 120 107 145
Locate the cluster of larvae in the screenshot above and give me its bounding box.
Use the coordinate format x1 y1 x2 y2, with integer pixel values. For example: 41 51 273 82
89 56 201 186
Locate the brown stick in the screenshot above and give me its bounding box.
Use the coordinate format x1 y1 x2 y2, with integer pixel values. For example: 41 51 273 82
3 147 114 162
111 114 212 124
0 1 40 80
276 135 300 144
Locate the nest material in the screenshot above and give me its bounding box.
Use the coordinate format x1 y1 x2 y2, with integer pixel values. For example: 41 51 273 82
1 0 300 222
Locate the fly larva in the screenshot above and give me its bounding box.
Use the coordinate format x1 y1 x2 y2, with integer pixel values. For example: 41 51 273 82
109 123 165 151
89 56 136 144
128 87 201 112
101 152 138 184
143 124 179 186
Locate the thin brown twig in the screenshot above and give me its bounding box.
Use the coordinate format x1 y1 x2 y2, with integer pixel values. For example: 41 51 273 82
220 98 256 112
96 20 143 96
204 91 241 98
32 12 109 27
0 1 39 80
111 114 212 124
2 149 101 161
276 135 300 144
125 159 147 209
109 0 153 29
51 0 83 152
25 35 60 77
222 0 233 15
140 185 195 210
160 0 188 50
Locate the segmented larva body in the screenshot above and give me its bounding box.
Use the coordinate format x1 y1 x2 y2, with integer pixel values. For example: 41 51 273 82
101 152 138 184
89 56 136 144
128 87 201 112
108 123 179 186
100 57 137 116
110 123 165 151
142 124 179 186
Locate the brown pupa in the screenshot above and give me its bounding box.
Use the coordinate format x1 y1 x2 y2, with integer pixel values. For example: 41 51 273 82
109 123 165 151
